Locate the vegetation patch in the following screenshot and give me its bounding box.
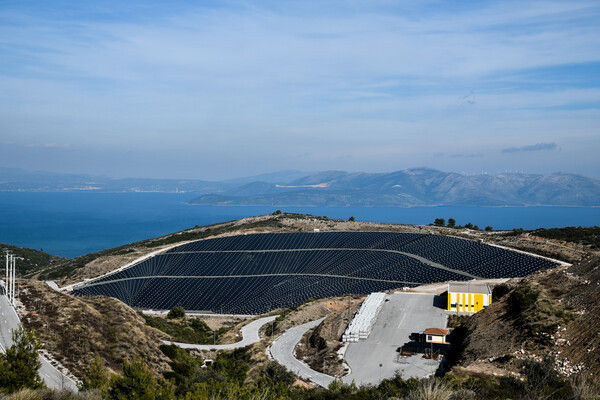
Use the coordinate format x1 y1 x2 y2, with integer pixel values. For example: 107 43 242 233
0 243 63 278
140 313 230 345
532 226 600 250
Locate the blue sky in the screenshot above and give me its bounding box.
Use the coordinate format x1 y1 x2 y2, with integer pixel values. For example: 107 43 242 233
1 0 599 180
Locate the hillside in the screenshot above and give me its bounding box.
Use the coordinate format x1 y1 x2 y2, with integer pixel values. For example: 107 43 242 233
30 213 593 287
17 282 171 378
448 253 600 378
0 243 63 277
188 168 600 207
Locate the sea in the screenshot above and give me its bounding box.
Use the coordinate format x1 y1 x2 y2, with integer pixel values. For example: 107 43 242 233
0 192 599 258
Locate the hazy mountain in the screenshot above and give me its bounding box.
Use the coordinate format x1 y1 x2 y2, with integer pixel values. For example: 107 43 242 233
3 167 599 207
222 170 311 185
0 167 228 194
187 168 600 207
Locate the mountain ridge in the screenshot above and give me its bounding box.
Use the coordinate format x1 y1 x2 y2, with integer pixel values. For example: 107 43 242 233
2 166 599 207
188 168 600 207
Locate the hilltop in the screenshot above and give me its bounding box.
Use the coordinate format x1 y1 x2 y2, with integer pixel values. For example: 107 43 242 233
18 213 593 286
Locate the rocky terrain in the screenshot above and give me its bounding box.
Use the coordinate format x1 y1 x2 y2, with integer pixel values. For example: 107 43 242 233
448 253 600 379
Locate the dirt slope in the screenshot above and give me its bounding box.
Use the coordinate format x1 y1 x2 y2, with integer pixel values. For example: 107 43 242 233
17 282 171 378
449 253 600 378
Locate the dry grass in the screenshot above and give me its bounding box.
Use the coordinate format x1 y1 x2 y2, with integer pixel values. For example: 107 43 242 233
404 379 453 400
18 282 171 378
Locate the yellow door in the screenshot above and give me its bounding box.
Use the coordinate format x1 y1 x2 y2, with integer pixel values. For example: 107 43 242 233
475 294 483 312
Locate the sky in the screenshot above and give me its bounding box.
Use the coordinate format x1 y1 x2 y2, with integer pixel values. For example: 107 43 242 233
1 0 599 180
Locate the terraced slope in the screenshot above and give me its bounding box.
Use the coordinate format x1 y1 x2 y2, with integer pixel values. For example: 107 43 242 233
71 232 558 314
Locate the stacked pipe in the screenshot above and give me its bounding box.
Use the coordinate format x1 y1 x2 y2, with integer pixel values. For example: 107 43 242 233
342 292 386 342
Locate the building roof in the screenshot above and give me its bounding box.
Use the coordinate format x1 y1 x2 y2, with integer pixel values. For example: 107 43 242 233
424 328 448 335
448 281 491 295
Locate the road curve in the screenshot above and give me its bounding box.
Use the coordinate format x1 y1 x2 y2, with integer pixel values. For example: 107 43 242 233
162 315 277 350
270 317 336 388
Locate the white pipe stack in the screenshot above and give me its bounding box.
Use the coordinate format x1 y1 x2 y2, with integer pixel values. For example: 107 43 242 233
342 292 386 342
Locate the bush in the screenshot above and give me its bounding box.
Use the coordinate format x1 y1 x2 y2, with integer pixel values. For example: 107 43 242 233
434 218 446 227
79 355 107 391
259 362 295 386
166 306 185 319
106 357 175 400
405 378 452 400
507 283 540 317
348 216 355 222
491 283 510 301
485 226 493 232
522 355 561 391
214 347 252 384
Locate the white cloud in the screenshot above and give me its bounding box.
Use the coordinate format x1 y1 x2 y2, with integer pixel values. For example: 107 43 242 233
0 1 599 178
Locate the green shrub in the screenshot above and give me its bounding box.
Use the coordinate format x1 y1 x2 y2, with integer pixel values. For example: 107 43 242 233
507 283 540 317
259 362 295 386
491 283 510 301
167 306 186 319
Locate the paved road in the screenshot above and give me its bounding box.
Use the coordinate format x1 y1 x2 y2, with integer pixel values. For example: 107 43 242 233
0 292 78 392
343 293 446 385
270 317 335 388
162 315 277 350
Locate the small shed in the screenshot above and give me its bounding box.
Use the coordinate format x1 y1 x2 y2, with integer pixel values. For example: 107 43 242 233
424 328 448 344
447 281 492 313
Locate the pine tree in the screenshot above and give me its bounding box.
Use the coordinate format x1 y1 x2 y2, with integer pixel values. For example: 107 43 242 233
80 354 108 391
0 327 44 393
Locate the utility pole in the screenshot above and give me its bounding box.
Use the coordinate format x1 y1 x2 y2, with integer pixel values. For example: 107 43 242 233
4 252 16 306
12 254 16 306
4 251 8 297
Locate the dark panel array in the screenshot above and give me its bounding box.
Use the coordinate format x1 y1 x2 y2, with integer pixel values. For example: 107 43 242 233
72 232 559 314
73 276 407 315
89 250 463 284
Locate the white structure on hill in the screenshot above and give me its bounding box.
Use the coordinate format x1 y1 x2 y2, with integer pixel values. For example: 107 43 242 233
342 292 386 342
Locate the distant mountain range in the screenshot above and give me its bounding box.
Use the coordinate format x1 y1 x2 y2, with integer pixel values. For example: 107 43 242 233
188 168 600 207
2 167 599 207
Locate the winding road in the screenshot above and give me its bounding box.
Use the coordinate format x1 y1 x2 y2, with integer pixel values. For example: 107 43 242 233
162 315 277 350
270 317 335 388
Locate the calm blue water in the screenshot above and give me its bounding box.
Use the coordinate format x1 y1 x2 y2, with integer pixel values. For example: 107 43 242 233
0 192 598 258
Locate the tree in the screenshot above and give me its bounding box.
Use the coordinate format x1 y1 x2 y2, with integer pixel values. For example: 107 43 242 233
167 306 185 319
106 357 175 400
0 327 44 393
464 222 474 229
473 225 480 230
348 216 355 222
434 218 445 227
80 354 108 391
259 361 295 386
447 218 456 228
272 210 282 215
485 226 493 232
